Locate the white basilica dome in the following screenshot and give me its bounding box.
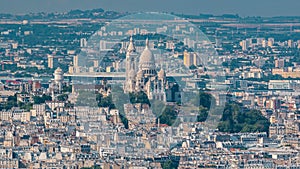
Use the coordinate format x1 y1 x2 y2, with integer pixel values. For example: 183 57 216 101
139 39 155 70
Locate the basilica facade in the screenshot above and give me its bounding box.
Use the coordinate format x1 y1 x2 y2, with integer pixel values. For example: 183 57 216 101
124 37 168 102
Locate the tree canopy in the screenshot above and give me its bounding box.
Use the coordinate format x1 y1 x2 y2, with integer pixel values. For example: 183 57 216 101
33 94 52 104
129 91 150 105
158 105 178 126
217 103 270 133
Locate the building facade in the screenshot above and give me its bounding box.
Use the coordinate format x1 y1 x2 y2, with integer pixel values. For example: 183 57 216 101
124 38 167 101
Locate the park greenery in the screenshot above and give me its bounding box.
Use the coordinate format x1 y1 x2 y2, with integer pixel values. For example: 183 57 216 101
57 94 68 102
217 103 270 133
190 91 270 133
0 95 18 111
0 95 18 110
128 91 179 126
5 64 54 76
161 159 179 169
80 166 101 169
74 87 270 133
188 91 215 123
0 94 33 111
1 87 270 134
129 91 151 105
33 94 52 104
157 105 178 126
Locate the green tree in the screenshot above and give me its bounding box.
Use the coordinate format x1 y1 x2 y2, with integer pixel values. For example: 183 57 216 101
129 91 150 105
158 106 178 126
189 64 197 70
97 95 116 109
62 85 72 93
197 106 208 122
0 94 18 110
57 94 68 102
110 85 130 129
217 103 270 133
192 91 215 110
161 160 179 169
33 94 52 104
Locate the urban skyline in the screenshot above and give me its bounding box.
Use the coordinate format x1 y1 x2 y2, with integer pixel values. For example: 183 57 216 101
0 0 300 17
0 4 300 169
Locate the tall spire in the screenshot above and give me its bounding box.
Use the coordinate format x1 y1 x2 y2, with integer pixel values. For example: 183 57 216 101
127 36 135 53
145 38 149 49
130 36 133 42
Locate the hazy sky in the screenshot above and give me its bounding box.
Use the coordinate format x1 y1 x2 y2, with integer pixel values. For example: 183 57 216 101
0 0 299 17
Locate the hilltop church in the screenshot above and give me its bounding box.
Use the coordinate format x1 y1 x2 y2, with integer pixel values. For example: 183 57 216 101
124 37 168 102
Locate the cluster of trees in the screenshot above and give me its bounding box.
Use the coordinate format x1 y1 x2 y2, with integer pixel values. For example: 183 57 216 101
130 91 179 126
62 85 72 93
75 91 116 109
57 94 68 102
192 91 214 110
0 94 33 111
96 94 116 109
128 91 180 126
111 88 178 127
4 64 54 75
190 91 270 133
76 87 270 134
158 105 178 126
80 166 101 169
190 91 215 123
245 74 285 82
197 106 209 122
161 159 179 169
222 58 251 71
17 102 33 111
76 88 131 128
217 103 270 133
0 95 18 111
33 94 52 104
129 91 150 105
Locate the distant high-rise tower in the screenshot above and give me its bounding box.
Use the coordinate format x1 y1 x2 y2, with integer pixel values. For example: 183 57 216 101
48 55 58 69
193 53 200 66
80 38 87 48
183 50 194 67
73 55 79 67
288 40 294 48
240 40 249 51
48 55 54 69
